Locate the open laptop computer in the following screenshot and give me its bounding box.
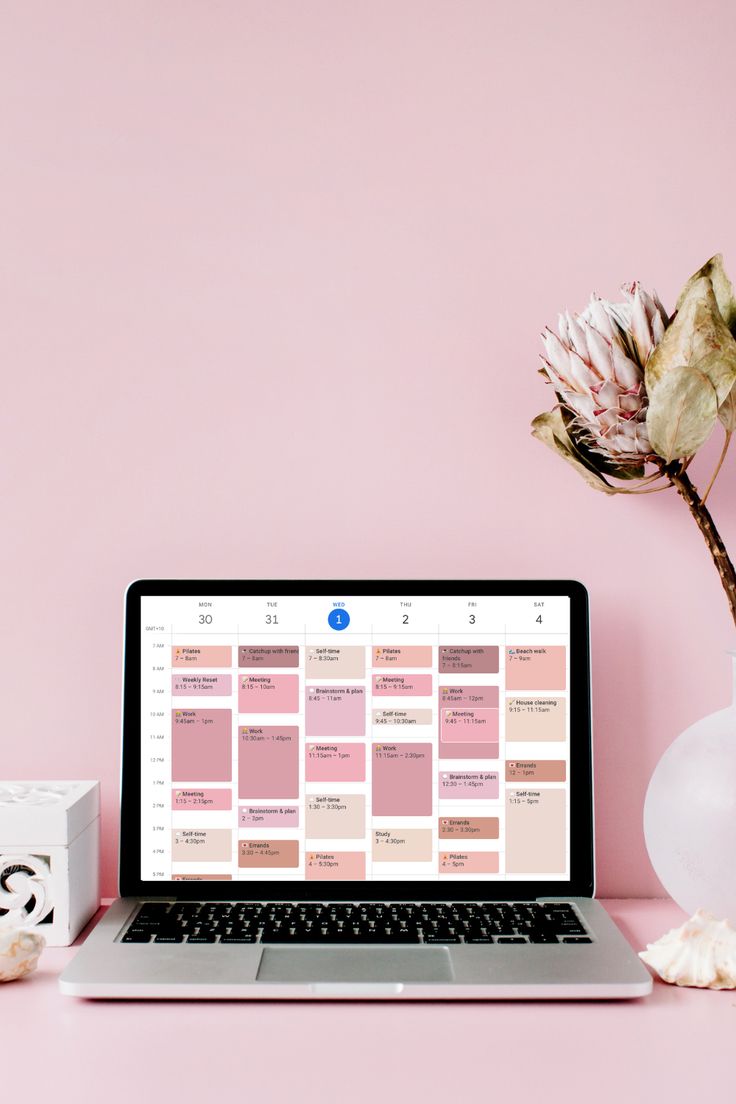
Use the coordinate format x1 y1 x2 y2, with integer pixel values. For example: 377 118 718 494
60 579 652 999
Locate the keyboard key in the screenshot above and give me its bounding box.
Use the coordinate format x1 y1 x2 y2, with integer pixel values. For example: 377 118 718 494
562 936 592 943
137 902 171 912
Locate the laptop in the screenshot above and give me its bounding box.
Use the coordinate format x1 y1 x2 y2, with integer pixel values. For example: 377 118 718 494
60 579 652 999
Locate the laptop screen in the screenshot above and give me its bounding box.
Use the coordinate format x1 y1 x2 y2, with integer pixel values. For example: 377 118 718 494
137 591 571 885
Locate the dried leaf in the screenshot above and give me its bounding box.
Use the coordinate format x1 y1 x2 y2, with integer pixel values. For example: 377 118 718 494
646 276 736 404
531 409 619 494
719 383 736 433
676 254 736 333
694 349 736 434
645 363 719 462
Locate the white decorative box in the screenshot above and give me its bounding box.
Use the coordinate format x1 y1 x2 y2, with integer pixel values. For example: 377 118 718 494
0 782 100 946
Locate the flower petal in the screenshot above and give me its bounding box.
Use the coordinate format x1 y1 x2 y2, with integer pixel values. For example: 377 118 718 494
584 322 614 375
568 351 599 391
565 314 590 362
630 284 655 364
611 344 641 389
564 393 597 421
585 297 617 343
542 330 573 386
596 380 621 408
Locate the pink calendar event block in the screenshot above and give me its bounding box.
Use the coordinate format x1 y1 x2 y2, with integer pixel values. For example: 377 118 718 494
172 673 232 696
306 851 366 880
438 685 499 760
239 805 299 827
439 851 499 874
440 707 499 742
372 743 432 816
306 743 366 782
439 771 499 799
372 674 433 696
439 646 499 674
239 673 299 712
439 685 499 708
305 686 365 738
238 646 299 667
505 646 566 690
172 645 232 667
172 788 232 810
238 726 298 799
172 710 232 782
373 645 432 667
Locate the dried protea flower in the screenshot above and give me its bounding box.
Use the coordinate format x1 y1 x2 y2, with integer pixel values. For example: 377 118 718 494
532 254 736 627
540 284 668 465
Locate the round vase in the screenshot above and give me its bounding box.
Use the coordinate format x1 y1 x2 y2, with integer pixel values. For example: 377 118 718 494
644 652 736 920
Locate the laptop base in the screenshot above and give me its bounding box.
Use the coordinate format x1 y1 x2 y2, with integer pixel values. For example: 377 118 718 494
59 896 652 1000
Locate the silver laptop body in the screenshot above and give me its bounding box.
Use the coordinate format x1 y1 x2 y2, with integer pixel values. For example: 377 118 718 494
60 580 652 1000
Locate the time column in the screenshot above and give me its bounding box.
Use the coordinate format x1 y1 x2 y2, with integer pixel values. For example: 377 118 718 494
140 622 172 879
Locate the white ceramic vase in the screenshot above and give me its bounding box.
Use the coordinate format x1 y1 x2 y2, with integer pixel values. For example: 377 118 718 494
644 652 736 921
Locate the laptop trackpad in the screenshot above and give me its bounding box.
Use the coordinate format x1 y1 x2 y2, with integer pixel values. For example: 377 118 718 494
257 946 453 983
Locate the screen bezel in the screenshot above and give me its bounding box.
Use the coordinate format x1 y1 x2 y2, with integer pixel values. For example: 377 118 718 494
120 579 593 900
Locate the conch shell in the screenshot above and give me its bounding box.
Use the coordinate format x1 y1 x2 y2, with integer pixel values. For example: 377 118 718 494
639 909 736 989
0 927 45 982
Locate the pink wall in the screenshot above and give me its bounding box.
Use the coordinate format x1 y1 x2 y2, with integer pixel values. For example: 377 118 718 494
3 1 736 898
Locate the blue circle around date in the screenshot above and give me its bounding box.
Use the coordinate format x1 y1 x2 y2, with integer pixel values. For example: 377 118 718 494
328 609 350 631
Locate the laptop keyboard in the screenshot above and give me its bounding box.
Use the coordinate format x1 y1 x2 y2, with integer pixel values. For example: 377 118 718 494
121 901 591 945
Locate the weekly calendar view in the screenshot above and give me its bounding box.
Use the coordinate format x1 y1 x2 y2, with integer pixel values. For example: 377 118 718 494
139 594 571 882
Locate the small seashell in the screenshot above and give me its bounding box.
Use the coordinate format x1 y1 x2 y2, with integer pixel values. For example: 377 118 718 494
639 908 736 989
0 926 45 982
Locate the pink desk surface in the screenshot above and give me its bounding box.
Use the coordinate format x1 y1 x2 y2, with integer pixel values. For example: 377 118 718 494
3 900 732 1102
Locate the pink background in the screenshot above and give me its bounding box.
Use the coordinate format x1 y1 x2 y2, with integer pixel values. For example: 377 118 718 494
3 1 736 899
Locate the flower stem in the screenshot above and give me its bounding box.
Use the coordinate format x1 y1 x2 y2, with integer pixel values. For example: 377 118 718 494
668 464 736 627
